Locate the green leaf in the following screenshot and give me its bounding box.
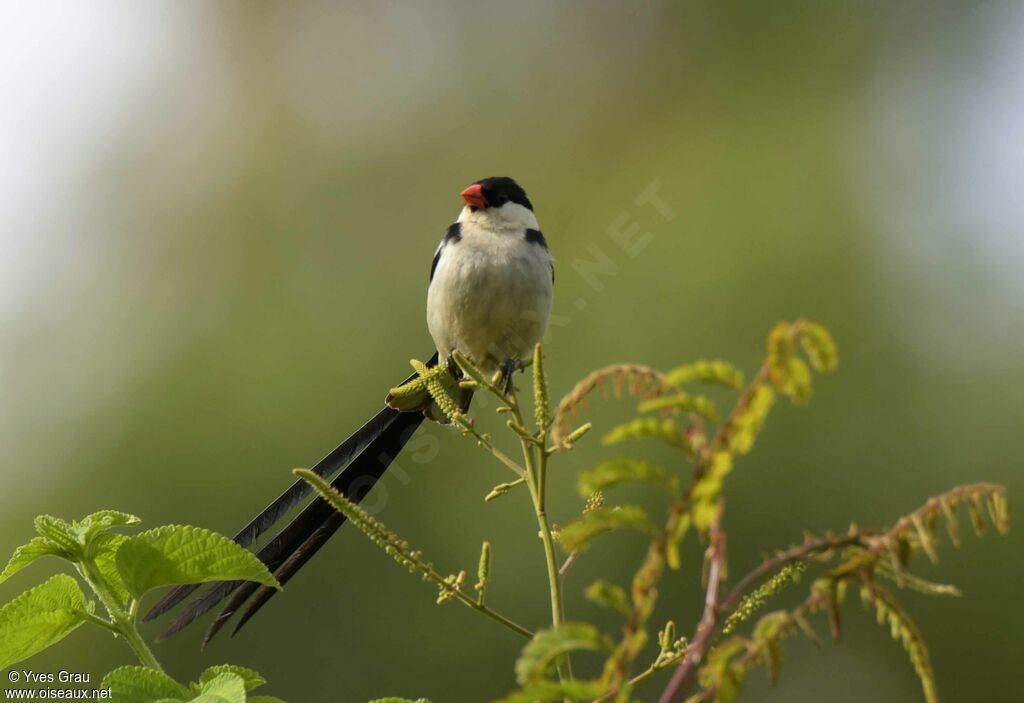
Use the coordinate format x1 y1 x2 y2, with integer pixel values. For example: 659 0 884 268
366 699 432 703
637 392 721 423
199 665 266 692
864 585 937 703
751 612 790 686
73 510 141 543
515 623 611 685
0 537 71 584
558 506 655 554
700 637 748 703
0 574 90 669
584 580 631 617
664 359 744 390
116 525 280 597
101 666 191 703
577 459 677 496
496 680 605 703
190 673 247 703
33 515 82 558
88 533 131 608
601 417 690 451
766 320 838 403
799 322 839 373
724 386 775 455
248 698 288 703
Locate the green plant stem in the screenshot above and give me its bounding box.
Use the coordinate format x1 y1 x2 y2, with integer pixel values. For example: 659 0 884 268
76 609 120 635
592 650 687 703
459 594 535 639
457 415 527 478
509 381 573 690
78 563 162 671
531 453 564 632
467 358 574 693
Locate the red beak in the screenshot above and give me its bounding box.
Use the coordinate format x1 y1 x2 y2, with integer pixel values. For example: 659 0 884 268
460 184 486 209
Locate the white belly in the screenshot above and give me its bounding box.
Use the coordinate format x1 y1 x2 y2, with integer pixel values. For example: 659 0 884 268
427 227 553 372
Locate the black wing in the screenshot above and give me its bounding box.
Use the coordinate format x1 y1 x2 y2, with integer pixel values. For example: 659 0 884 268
430 222 461 282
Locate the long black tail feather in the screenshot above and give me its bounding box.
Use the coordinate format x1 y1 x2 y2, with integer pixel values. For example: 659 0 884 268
143 406 406 622
146 355 436 642
202 410 424 644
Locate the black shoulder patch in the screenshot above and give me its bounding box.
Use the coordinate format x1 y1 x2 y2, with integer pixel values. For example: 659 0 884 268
431 222 462 282
525 228 547 249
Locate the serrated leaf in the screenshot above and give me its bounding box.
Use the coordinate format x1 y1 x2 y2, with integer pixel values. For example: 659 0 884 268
577 459 677 496
88 533 131 608
496 679 605 703
199 665 265 692
558 506 656 554
0 537 71 584
73 510 141 543
116 525 280 598
0 574 89 669
33 515 82 557
101 666 191 703
584 580 631 616
190 673 247 703
515 623 611 685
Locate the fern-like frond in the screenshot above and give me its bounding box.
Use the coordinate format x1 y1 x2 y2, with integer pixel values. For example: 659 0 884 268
601 417 691 452
637 392 721 424
577 459 678 496
663 359 745 390
766 319 839 404
721 385 775 455
861 584 937 703
552 364 668 442
872 483 1009 564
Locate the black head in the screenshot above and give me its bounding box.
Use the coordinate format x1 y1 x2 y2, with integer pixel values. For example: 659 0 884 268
460 176 533 212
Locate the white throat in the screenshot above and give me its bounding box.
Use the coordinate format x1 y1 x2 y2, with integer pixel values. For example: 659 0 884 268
457 202 539 232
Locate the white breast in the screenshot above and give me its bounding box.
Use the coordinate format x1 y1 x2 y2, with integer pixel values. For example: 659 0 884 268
427 221 553 372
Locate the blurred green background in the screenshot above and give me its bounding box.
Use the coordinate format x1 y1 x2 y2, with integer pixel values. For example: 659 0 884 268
2 2 1021 701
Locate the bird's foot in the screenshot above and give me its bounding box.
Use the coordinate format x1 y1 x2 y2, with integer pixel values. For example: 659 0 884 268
501 358 523 395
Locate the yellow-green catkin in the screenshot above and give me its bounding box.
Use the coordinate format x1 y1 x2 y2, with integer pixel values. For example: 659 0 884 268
412 359 461 422
563 422 593 448
533 343 549 431
723 562 806 634
476 541 491 604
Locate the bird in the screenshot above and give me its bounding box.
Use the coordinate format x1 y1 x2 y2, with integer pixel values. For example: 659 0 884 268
144 176 554 645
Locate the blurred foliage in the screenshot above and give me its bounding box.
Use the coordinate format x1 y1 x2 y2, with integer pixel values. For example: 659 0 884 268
2 2 1022 702
303 327 1007 702
0 510 287 701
